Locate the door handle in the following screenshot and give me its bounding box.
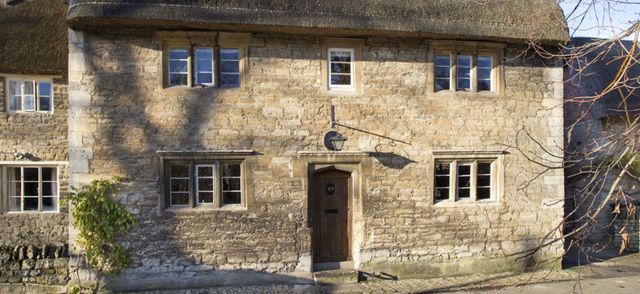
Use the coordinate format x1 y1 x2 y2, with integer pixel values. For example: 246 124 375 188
325 209 338 214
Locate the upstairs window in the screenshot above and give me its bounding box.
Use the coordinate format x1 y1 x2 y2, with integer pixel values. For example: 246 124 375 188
328 48 355 89
168 48 190 87
194 48 215 86
433 49 498 93
8 80 53 112
163 41 244 89
5 166 59 212
477 56 493 91
434 55 451 91
220 48 241 87
456 55 472 91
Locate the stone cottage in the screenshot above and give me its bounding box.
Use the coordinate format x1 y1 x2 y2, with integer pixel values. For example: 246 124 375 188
0 0 70 291
5 0 569 291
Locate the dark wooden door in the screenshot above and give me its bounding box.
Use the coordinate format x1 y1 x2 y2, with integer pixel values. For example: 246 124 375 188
313 170 351 263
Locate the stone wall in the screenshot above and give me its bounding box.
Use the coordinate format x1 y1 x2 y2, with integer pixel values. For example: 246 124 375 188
0 76 5 112
0 244 69 285
614 203 639 253
68 29 564 290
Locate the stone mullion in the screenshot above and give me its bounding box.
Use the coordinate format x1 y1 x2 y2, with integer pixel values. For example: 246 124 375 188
451 52 457 92
470 161 477 201
189 162 195 208
449 161 457 201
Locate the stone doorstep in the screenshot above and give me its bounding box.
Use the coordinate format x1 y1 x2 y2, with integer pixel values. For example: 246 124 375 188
313 269 358 285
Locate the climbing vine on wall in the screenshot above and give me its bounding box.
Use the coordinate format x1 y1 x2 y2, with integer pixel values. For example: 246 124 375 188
63 177 137 274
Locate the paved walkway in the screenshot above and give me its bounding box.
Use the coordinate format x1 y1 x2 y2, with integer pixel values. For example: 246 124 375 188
136 254 640 293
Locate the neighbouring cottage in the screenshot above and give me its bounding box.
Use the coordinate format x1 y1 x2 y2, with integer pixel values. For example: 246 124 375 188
564 38 640 259
0 0 70 292
3 0 569 292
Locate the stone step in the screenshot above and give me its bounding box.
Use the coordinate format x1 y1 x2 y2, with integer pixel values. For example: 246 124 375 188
313 269 358 285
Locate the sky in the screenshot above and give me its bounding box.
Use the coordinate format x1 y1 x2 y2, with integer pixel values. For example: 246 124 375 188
559 0 640 39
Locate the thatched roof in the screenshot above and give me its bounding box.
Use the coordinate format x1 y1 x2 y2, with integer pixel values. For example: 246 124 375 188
0 0 68 75
66 0 569 44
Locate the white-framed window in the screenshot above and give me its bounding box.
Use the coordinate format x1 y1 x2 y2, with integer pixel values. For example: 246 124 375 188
433 52 496 93
434 54 452 91
165 160 244 208
168 47 190 87
477 55 493 91
195 48 215 86
164 44 242 89
456 162 472 198
169 163 190 206
434 159 497 203
456 55 472 91
196 164 215 204
4 166 59 212
328 48 354 89
221 163 242 205
8 79 53 112
220 48 241 87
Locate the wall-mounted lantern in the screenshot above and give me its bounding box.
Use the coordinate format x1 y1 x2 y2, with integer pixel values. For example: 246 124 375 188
324 105 348 151
328 132 348 151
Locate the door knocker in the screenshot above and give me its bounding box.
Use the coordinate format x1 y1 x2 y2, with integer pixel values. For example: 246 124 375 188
326 183 336 195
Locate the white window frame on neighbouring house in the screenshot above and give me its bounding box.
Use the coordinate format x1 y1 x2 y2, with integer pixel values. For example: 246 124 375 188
2 166 59 213
328 48 355 90
7 79 54 113
431 151 504 205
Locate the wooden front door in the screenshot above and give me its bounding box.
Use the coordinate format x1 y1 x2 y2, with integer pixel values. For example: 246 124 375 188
313 170 351 263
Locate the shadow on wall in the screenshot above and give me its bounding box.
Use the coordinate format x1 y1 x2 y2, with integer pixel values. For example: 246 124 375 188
371 152 416 169
74 27 315 291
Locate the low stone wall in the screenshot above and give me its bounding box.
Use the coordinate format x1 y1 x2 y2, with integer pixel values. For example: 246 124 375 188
614 202 639 253
0 244 69 285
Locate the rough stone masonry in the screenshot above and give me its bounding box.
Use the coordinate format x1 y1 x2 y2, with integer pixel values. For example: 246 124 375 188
66 26 565 290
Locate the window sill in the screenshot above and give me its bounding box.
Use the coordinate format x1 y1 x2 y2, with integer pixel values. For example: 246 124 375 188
7 111 54 115
433 199 500 208
431 90 501 98
163 85 243 91
326 87 358 96
3 210 60 215
164 205 247 214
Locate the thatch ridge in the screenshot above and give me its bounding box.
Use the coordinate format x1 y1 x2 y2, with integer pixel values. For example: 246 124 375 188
66 0 569 44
